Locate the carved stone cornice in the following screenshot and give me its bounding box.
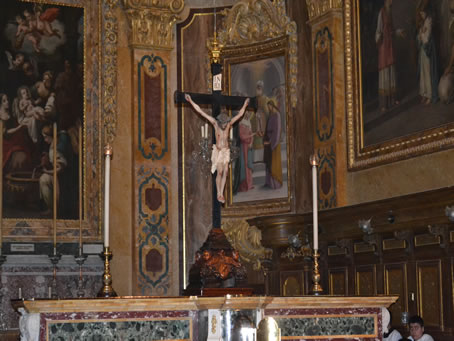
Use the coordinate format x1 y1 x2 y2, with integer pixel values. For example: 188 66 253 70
222 219 273 271
217 0 298 108
305 0 342 21
122 0 184 49
218 0 296 46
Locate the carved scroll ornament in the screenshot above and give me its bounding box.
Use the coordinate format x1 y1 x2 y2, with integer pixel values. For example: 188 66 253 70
217 0 298 108
222 219 273 271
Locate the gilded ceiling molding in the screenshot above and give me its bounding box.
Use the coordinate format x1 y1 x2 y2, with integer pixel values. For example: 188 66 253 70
122 0 185 49
217 0 297 108
305 0 342 21
222 219 273 271
103 0 120 145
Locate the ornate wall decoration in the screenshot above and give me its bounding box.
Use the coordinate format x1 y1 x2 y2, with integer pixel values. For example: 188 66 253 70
137 166 170 295
103 0 120 145
314 27 333 142
317 146 336 210
217 0 298 108
222 219 272 271
138 54 168 160
305 0 342 21
123 0 184 49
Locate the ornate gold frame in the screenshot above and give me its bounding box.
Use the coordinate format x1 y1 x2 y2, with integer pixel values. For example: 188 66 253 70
345 0 454 170
217 0 297 218
1 0 117 242
221 37 293 217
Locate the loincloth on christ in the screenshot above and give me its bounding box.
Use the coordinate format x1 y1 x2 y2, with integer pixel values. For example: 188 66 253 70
211 145 230 173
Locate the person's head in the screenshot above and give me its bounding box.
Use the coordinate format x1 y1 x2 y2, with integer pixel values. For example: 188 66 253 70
409 315 425 340
256 80 264 96
419 10 427 20
43 71 53 87
13 53 25 68
22 62 34 77
23 9 33 20
34 4 43 16
18 86 30 100
16 15 24 25
202 250 211 261
217 112 231 130
42 125 53 144
0 94 8 110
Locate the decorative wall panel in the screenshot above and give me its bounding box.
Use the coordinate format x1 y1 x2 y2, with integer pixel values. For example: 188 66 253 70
384 263 408 327
328 268 348 295
355 266 376 296
417 261 442 328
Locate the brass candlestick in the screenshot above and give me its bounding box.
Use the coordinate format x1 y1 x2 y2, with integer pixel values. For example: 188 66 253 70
97 246 117 297
311 250 323 295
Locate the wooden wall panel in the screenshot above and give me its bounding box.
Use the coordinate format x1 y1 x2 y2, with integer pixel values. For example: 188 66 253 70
417 261 443 328
328 267 348 295
355 265 377 296
384 263 408 327
281 271 303 296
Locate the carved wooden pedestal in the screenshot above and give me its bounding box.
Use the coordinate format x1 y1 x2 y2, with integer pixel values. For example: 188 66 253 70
184 228 252 296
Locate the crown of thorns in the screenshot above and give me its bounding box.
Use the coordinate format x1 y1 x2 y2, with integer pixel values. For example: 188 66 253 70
216 113 231 124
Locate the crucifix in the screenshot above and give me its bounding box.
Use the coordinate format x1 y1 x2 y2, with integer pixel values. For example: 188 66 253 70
174 35 257 229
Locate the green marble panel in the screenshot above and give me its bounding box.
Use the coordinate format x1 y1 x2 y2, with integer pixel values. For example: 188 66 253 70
48 319 191 340
276 316 375 337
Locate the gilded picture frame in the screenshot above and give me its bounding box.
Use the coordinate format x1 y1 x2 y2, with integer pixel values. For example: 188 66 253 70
0 0 116 243
221 37 293 217
345 0 454 170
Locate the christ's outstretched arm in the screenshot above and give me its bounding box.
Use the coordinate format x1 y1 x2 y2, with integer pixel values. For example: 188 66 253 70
185 94 217 126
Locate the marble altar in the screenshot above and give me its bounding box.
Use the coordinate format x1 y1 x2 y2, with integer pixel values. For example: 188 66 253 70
14 295 397 340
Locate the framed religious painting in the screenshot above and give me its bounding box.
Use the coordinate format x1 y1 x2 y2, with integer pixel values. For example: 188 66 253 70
221 36 294 217
346 0 454 169
0 0 116 242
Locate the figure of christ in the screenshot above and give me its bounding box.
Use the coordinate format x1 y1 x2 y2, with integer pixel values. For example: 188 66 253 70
185 94 250 203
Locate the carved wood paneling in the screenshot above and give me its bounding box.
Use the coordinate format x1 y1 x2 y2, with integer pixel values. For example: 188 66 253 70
417 261 443 328
355 265 376 296
328 267 348 295
384 263 408 327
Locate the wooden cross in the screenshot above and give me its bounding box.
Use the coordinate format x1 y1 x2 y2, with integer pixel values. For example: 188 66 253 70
174 63 257 228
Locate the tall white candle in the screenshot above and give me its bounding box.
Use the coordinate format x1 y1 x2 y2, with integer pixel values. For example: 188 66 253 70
204 123 208 138
53 123 57 253
18 287 22 299
104 145 112 248
201 126 205 138
310 155 319 250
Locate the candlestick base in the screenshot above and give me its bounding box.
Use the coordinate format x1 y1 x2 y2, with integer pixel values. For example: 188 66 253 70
97 247 117 298
311 250 323 295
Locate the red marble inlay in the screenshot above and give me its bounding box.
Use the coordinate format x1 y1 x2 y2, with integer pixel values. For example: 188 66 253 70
145 185 162 211
144 72 162 141
146 249 163 273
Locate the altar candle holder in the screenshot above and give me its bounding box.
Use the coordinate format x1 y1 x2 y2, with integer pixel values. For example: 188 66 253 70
310 154 323 295
49 252 61 299
75 250 87 298
97 246 117 297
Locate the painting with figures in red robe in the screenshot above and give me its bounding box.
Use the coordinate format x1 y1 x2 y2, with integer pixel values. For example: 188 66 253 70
0 0 84 219
227 55 289 206
350 0 454 168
